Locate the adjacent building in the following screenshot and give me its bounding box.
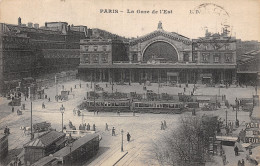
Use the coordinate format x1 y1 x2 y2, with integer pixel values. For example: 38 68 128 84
237 50 260 85
79 22 237 84
23 131 66 165
192 29 237 84
0 18 88 94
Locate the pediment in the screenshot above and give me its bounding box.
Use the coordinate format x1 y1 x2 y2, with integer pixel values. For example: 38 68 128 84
130 30 191 46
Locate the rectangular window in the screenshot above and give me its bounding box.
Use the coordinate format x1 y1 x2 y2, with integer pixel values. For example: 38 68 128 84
225 45 229 50
83 54 89 63
85 46 89 51
102 54 108 63
94 46 98 51
225 54 232 63
102 46 107 51
202 53 209 63
183 53 189 62
214 54 220 63
92 54 99 63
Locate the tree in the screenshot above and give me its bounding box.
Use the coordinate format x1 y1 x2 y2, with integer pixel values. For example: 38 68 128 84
153 115 218 166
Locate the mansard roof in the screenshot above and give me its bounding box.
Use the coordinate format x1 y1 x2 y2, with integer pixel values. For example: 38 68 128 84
129 29 192 46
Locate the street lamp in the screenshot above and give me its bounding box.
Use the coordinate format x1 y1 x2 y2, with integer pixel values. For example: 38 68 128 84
121 129 124 152
60 105 65 132
67 134 73 166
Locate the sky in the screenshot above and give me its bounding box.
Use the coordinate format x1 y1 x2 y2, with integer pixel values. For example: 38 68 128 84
0 0 260 41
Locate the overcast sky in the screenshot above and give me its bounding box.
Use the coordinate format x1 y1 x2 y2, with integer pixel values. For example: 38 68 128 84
0 0 259 41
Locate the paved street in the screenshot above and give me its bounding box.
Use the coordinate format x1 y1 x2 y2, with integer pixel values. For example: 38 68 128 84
0 80 258 166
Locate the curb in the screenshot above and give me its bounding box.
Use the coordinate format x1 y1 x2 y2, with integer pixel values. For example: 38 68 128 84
113 151 128 166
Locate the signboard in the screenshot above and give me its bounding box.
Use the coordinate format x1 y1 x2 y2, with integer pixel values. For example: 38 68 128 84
245 137 260 143
246 123 259 129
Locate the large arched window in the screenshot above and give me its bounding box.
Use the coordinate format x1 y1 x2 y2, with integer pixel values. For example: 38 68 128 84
143 41 178 62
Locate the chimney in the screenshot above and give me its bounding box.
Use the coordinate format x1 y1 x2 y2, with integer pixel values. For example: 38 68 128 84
45 22 47 27
28 22 33 28
18 17 21 26
34 23 39 29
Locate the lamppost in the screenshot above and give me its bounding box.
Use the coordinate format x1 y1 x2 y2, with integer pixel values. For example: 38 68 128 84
225 109 228 127
55 75 58 102
121 129 124 152
235 98 238 122
60 105 65 132
67 134 73 166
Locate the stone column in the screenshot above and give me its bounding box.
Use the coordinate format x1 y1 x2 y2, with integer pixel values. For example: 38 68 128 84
129 69 132 85
108 69 112 84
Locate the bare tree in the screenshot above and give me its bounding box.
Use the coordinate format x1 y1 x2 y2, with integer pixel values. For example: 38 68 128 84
153 115 218 166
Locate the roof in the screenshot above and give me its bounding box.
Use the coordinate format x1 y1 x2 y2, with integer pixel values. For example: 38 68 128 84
6 24 63 35
31 156 57 166
24 131 65 148
130 29 191 45
53 134 99 157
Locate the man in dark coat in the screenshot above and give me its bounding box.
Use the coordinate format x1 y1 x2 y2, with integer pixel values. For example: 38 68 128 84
112 127 115 136
127 132 131 142
234 146 239 156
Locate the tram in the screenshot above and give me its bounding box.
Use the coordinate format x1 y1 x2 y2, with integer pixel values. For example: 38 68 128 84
79 99 131 112
133 101 184 114
79 99 187 114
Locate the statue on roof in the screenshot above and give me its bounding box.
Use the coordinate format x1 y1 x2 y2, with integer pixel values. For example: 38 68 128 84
158 21 163 30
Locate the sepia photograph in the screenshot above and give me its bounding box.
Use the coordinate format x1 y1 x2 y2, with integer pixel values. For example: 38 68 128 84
0 0 259 165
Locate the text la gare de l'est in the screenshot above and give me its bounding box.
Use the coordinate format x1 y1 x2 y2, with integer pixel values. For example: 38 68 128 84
100 9 173 14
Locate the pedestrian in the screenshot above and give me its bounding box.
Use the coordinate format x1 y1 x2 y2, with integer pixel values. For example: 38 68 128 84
12 106 14 113
75 85 76 89
80 83 81 88
161 121 164 130
87 123 90 130
93 124 96 131
127 132 131 142
241 159 245 166
48 97 50 102
42 102 45 109
234 146 239 156
164 120 167 129
71 87 72 92
237 160 241 166
4 126 8 135
105 123 109 131
97 110 99 115
23 127 26 136
112 127 115 136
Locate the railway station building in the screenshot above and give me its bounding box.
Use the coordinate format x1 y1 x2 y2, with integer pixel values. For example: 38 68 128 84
78 22 237 84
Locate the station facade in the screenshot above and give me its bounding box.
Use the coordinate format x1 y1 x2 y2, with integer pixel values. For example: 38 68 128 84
78 22 237 84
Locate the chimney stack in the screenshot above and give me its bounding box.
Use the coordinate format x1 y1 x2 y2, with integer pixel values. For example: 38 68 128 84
28 22 33 28
45 22 47 28
18 17 21 26
34 23 39 29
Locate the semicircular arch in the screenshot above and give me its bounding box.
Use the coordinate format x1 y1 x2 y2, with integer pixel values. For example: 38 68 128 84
142 40 179 62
